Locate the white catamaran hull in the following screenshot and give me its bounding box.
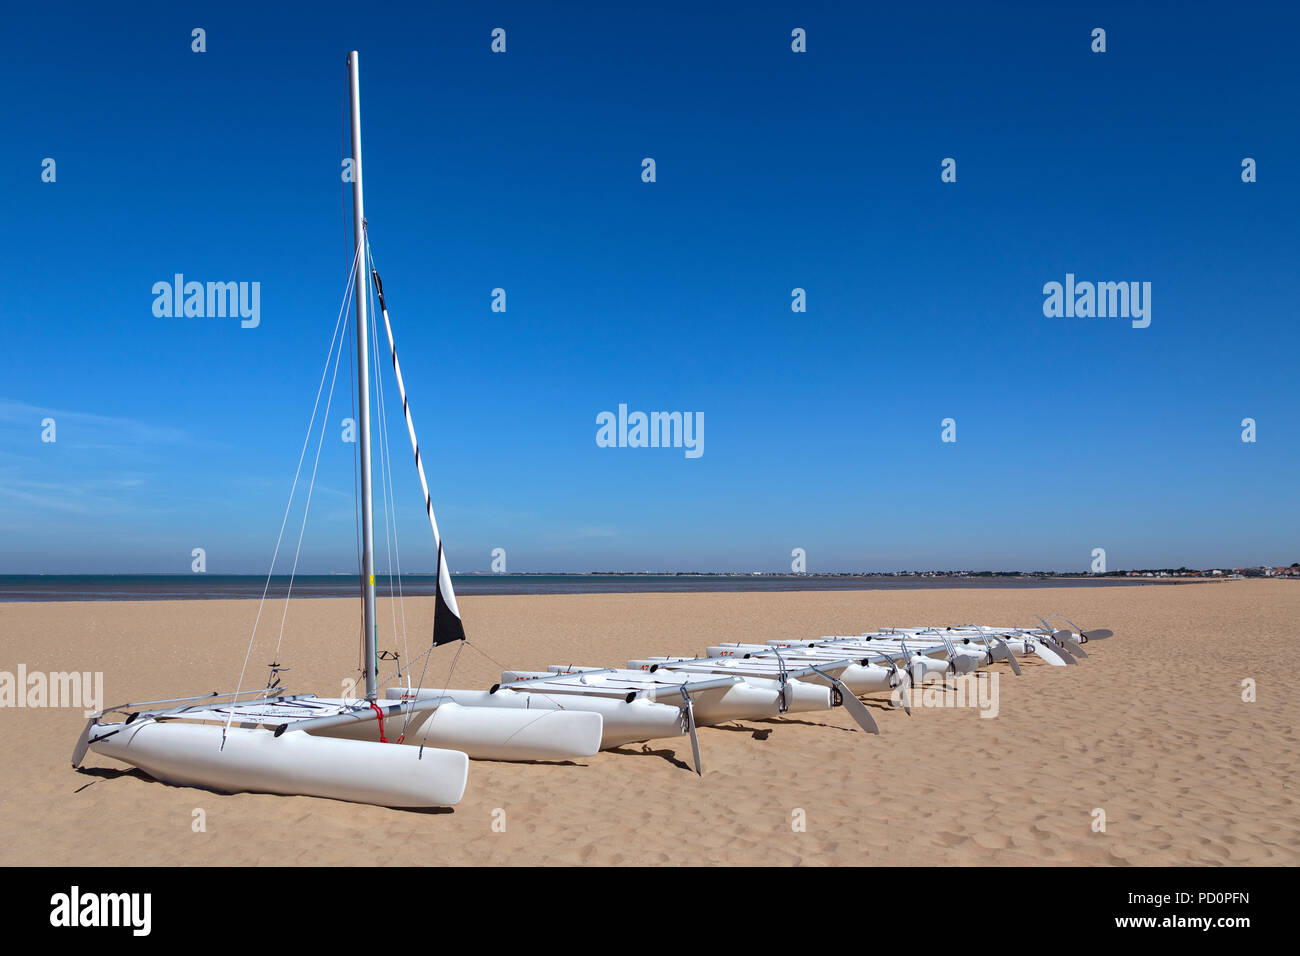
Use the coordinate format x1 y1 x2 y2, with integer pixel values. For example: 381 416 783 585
386 688 685 750
768 640 971 679
523 667 835 724
321 697 605 761
671 652 902 696
87 719 468 808
689 675 831 722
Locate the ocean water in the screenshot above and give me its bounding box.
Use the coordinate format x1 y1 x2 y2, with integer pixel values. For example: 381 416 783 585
0 573 1157 602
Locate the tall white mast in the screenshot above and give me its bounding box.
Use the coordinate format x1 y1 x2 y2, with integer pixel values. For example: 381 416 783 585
347 50 378 700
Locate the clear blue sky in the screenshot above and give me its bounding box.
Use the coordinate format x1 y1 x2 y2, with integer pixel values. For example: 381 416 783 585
2 1 1296 574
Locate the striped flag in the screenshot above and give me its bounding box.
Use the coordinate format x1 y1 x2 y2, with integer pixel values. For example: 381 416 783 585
372 266 466 646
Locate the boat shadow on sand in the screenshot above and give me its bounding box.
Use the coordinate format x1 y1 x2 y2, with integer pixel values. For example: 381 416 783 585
751 717 860 733
707 721 774 739
71 765 457 813
746 697 906 733
607 745 695 771
73 765 151 792
608 710 880 772
608 711 879 772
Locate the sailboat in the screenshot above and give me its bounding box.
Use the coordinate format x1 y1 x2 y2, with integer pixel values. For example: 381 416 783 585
70 53 1114 804
70 52 603 808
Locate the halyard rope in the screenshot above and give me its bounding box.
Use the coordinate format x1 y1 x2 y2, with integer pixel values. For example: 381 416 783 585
269 274 352 664
364 234 461 627
223 244 359 747
366 242 410 675
363 233 467 736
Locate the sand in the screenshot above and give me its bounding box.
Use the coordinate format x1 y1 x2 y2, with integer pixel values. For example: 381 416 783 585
1 580 1296 866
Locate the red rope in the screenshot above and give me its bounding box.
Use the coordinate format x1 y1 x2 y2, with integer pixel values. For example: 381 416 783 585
368 701 387 743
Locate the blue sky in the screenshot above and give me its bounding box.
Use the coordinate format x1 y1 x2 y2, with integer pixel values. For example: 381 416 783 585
2 1 1297 574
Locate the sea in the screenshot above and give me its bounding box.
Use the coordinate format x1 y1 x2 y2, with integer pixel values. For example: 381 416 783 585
0 573 1163 602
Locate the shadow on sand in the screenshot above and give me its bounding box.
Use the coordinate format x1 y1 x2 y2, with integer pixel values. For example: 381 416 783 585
72 764 456 813
607 744 693 772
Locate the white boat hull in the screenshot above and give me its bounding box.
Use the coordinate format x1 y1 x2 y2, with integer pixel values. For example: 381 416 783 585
532 667 834 724
767 640 962 680
693 676 830 722
820 662 894 694
87 719 468 807
331 698 605 760
701 649 899 695
386 687 684 749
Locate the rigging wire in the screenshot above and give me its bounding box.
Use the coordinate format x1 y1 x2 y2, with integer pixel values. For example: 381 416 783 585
223 243 359 746
370 242 411 664
361 241 562 734
365 237 418 733
368 262 396 661
349 285 363 686
343 63 366 688
366 238 410 678
360 238 454 730
364 244 444 723
268 278 353 666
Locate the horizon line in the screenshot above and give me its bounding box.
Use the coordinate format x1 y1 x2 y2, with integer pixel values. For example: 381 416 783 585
2 567 1295 578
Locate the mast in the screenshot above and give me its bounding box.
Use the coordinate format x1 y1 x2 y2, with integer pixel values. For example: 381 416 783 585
347 50 378 700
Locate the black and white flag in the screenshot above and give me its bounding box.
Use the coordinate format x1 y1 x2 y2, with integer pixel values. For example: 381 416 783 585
373 266 466 646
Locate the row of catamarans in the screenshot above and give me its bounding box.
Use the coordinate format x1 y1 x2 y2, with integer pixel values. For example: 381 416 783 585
70 52 1113 810
73 618 1110 808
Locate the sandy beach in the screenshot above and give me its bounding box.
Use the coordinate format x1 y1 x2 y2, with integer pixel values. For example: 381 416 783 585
1 580 1296 866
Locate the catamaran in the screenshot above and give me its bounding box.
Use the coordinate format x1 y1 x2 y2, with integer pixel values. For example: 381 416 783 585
71 52 1116 805
751 619 1111 671
393 663 838 775
71 52 604 807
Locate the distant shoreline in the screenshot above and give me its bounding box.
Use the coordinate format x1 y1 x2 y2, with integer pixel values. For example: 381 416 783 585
0 572 1225 603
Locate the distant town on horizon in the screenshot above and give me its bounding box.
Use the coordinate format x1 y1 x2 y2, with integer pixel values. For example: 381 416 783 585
9 566 1297 579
